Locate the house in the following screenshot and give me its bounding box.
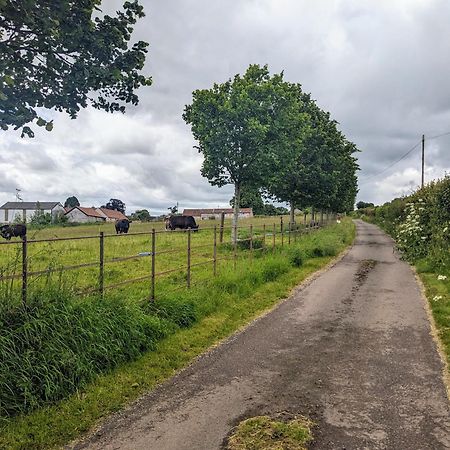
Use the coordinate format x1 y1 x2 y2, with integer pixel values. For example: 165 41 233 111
182 208 253 220
96 208 128 222
0 201 65 224
64 207 128 223
64 207 107 223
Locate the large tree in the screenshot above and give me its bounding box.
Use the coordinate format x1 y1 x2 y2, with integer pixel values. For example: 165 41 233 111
183 64 297 242
64 196 80 208
0 0 152 137
102 198 125 214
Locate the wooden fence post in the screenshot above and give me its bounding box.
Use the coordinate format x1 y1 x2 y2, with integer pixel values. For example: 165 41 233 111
219 212 225 243
249 224 253 261
213 225 217 276
288 221 291 245
281 216 284 247
22 235 27 306
233 224 237 270
151 228 156 301
272 223 276 250
262 223 266 248
187 228 191 288
99 231 104 298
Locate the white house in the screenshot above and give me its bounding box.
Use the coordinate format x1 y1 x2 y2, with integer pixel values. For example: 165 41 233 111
64 206 128 223
0 201 65 224
64 207 107 223
182 208 253 220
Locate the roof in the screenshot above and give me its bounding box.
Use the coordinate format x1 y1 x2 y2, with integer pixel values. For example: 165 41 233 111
183 208 253 216
99 208 127 220
0 201 62 210
65 206 105 219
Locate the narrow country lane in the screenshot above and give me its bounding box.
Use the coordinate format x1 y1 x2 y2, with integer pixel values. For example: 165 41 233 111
72 220 450 450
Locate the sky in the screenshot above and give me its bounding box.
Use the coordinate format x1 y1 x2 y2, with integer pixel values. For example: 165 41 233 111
1 0 450 215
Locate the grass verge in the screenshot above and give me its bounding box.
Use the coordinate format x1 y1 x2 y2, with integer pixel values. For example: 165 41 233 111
0 221 354 449
227 415 313 450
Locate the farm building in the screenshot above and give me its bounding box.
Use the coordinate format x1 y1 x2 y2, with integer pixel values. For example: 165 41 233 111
97 208 128 222
0 201 65 224
64 207 128 223
64 207 106 223
182 208 253 220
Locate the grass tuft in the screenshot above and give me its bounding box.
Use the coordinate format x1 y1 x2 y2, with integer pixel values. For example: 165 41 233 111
227 415 314 450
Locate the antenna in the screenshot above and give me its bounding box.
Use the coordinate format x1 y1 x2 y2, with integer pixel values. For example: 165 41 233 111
15 188 22 201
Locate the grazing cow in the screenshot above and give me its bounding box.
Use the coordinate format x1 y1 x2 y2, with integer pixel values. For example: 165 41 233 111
0 224 27 240
115 219 130 234
166 215 198 231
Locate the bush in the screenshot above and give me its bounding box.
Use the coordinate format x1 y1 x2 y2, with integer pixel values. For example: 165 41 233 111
288 248 305 267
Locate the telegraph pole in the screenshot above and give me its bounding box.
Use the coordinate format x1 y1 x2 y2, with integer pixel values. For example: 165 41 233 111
421 134 425 188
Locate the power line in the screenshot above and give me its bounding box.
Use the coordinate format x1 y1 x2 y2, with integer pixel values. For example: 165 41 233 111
359 141 421 185
358 130 450 186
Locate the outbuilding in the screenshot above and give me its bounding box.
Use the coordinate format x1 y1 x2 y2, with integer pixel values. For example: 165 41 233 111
0 201 65 224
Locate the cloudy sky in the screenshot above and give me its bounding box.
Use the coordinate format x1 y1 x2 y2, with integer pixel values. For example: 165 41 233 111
2 0 450 214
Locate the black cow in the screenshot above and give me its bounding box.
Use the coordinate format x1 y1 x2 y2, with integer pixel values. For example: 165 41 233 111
165 215 198 231
115 219 130 234
0 224 27 240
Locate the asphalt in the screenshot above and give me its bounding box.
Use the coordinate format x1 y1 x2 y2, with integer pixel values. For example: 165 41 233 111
72 220 450 450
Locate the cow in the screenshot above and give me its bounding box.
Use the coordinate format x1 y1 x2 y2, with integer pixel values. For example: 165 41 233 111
0 224 27 240
115 219 130 234
165 215 198 231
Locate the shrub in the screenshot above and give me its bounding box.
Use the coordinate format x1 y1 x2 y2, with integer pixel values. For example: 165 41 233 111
289 248 305 267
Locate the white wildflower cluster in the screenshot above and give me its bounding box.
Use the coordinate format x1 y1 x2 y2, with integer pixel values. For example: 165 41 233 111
432 295 443 302
396 202 428 259
437 274 447 281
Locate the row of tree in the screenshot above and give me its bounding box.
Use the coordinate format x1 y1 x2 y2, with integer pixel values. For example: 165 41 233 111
183 64 359 241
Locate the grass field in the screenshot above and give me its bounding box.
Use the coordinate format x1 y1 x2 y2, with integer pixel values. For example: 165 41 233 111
0 214 320 302
0 216 353 450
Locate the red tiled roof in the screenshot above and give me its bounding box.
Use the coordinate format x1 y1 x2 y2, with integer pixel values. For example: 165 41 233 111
65 207 105 219
99 208 127 220
183 208 253 216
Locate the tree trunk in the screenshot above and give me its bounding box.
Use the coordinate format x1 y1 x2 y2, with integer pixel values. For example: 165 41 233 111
290 200 295 231
311 206 315 225
231 183 240 244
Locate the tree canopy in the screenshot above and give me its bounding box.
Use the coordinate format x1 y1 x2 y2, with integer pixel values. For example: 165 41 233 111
64 196 80 208
102 198 125 214
0 0 152 137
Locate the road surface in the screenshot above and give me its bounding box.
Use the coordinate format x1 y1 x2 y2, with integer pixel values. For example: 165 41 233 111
72 220 450 449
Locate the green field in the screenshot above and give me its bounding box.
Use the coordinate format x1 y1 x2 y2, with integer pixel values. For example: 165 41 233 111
0 214 321 302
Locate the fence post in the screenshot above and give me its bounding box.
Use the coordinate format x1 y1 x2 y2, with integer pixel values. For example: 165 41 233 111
213 225 217 276
219 212 225 243
249 224 253 261
281 216 284 247
22 236 27 306
233 224 237 270
151 228 156 301
288 221 291 245
272 223 276 250
262 223 266 248
187 228 191 288
99 232 104 298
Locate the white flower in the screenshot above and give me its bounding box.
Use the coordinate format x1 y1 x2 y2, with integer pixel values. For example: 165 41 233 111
432 295 443 302
443 226 448 233
437 275 447 281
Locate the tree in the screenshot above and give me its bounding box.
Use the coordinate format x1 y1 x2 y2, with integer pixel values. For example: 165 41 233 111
229 185 265 216
0 0 152 137
64 196 80 208
168 204 178 215
102 198 125 214
131 209 151 221
183 64 296 243
356 201 374 209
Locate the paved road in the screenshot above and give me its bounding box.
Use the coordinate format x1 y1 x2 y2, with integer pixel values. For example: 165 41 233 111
73 220 450 450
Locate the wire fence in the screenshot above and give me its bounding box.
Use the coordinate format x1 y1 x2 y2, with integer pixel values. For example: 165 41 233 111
0 215 335 305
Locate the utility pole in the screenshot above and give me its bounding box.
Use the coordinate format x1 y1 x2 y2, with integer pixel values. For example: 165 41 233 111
421 134 425 188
